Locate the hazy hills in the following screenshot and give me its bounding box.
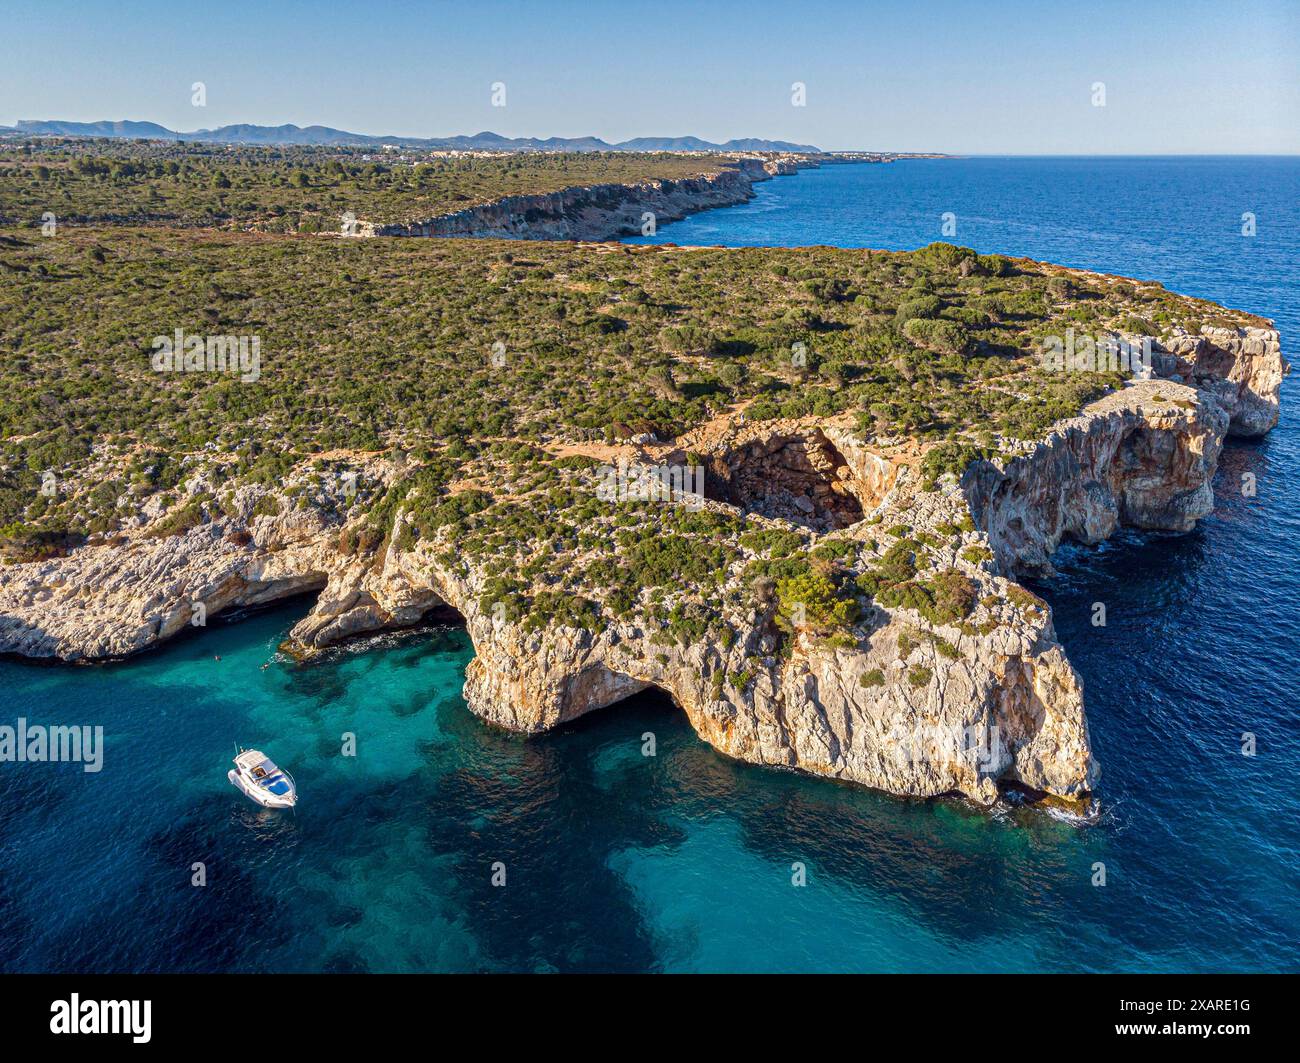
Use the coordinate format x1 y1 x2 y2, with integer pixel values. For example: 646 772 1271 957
5 120 821 153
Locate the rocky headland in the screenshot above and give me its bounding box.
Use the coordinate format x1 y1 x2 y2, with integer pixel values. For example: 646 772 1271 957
367 155 807 241
0 309 1283 808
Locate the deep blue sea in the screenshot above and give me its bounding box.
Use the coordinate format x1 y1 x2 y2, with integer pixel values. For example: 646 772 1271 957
3 158 1297 972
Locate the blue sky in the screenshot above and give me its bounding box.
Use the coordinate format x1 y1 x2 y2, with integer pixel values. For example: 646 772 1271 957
4 0 1297 153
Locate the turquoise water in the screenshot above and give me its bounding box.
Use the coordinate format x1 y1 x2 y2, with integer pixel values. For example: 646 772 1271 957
0 608 1169 973
3 157 1298 972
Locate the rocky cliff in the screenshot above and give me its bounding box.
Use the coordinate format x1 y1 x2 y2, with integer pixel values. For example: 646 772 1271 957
1158 325 1284 437
369 157 798 241
964 325 1283 578
964 381 1226 578
0 301 1284 808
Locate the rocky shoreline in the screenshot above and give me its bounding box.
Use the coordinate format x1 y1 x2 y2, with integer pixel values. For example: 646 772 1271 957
366 155 806 241
362 152 946 242
967 325 1283 578
0 320 1284 808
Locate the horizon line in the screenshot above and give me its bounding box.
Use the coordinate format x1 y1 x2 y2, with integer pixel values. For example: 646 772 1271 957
4 119 1298 158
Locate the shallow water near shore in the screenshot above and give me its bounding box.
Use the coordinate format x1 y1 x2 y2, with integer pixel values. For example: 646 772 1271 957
3 157 1298 972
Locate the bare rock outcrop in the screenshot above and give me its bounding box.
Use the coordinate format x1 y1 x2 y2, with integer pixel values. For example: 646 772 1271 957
1155 325 1286 437
963 381 1227 577
0 505 334 660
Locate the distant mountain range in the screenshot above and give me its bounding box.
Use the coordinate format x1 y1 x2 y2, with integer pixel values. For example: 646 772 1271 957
3 120 821 153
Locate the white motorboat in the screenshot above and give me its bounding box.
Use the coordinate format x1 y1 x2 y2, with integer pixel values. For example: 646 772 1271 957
228 748 298 809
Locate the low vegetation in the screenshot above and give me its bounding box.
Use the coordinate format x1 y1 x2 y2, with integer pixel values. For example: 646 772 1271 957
0 141 728 230
0 148 1266 651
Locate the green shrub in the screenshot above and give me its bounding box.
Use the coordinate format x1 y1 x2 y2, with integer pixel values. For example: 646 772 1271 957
903 317 970 356
920 442 990 489
775 568 860 635
876 568 976 626
914 242 979 271
977 253 1014 276
1007 584 1047 616
859 668 885 688
251 494 282 518
149 500 206 537
877 539 919 583
740 528 805 558
895 295 943 322
927 569 977 624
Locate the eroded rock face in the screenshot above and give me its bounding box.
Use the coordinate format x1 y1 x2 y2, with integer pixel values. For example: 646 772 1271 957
373 158 784 242
1157 325 1286 437
0 492 343 660
963 381 1228 577
708 428 869 530
0 322 1283 808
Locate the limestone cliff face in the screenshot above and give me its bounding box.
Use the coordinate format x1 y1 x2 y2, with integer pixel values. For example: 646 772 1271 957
0 319 1284 808
1156 325 1286 437
457 583 1096 804
961 324 1285 579
275 475 1096 804
372 158 781 242
0 489 339 660
963 381 1227 578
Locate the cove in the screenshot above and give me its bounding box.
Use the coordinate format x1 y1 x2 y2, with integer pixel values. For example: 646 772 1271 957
2 156 1297 972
